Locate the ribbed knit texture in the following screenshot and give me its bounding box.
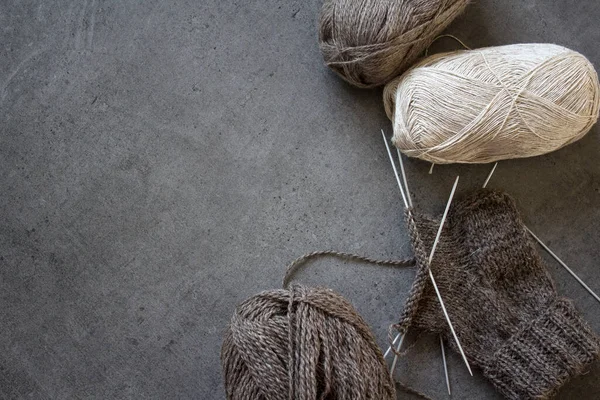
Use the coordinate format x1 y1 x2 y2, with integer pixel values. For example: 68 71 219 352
396 189 600 399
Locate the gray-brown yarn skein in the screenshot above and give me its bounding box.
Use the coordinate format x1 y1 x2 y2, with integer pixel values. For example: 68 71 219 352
319 0 469 88
396 190 600 399
221 285 395 400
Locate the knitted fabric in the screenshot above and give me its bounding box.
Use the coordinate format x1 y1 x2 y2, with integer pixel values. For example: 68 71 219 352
395 189 599 399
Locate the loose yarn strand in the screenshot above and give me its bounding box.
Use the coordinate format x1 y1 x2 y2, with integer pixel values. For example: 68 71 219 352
424 33 471 57
283 250 415 288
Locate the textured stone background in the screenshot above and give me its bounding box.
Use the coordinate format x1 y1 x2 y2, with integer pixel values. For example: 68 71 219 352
1 0 599 398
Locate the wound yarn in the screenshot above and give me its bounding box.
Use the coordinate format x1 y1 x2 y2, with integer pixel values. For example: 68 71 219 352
221 285 396 400
318 0 469 88
383 43 600 164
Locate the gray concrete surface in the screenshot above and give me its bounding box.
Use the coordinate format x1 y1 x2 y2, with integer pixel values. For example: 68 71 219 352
1 0 600 399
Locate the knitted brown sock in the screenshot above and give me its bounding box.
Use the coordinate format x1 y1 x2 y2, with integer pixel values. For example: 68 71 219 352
396 189 600 399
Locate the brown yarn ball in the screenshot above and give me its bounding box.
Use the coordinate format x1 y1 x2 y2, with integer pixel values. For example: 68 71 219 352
221 285 395 400
318 0 469 88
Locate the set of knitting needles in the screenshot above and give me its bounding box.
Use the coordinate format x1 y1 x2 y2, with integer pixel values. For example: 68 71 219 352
380 130 600 395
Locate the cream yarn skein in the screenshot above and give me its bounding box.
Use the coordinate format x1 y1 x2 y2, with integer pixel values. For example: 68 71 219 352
383 43 600 164
319 0 469 88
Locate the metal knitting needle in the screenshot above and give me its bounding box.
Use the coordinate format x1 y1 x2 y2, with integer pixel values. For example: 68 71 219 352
527 228 600 305
418 153 456 390
382 131 410 372
440 335 451 395
389 332 406 376
482 162 498 189
384 332 402 358
397 148 413 208
382 131 473 376
429 176 473 376
483 163 600 305
397 148 454 392
382 130 409 208
387 148 416 377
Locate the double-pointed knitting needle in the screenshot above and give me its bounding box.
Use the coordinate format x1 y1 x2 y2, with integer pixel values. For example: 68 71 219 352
381 130 410 375
397 148 413 208
382 130 410 209
527 228 600 304
382 131 473 376
384 332 402 358
389 332 406 376
483 163 600 305
428 176 473 376
482 162 498 189
399 148 452 393
440 335 451 395
389 151 415 377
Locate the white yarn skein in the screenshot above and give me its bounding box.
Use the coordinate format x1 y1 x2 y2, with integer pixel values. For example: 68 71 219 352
383 43 600 164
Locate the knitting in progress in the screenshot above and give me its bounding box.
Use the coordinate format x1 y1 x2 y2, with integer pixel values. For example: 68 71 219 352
221 285 396 400
319 0 468 88
219 3 600 398
383 43 600 163
395 189 600 399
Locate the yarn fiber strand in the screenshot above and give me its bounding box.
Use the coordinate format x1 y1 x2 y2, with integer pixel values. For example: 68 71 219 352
383 43 600 163
221 285 396 400
319 0 469 88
